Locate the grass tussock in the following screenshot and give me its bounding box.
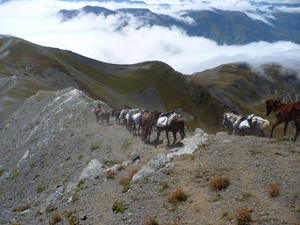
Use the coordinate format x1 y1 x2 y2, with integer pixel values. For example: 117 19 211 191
168 187 188 204
233 206 252 225
107 170 116 179
13 204 30 212
142 216 160 225
209 176 229 191
268 183 280 197
50 212 62 224
118 168 138 185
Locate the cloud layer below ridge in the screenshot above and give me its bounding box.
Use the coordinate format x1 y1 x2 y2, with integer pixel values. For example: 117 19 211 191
0 0 300 74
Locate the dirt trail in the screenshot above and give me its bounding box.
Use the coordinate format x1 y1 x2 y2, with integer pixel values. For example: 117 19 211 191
81 118 300 225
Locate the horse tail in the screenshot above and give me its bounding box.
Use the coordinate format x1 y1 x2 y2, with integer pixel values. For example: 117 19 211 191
260 119 269 129
253 116 269 129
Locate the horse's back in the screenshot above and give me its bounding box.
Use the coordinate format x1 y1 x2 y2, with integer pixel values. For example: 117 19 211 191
278 102 300 121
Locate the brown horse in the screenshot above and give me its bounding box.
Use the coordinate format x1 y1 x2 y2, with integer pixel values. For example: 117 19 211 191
140 110 160 143
111 109 121 124
155 114 185 147
265 98 300 141
93 108 110 125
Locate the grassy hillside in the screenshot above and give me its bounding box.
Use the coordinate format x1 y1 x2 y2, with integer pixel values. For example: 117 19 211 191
1 37 300 133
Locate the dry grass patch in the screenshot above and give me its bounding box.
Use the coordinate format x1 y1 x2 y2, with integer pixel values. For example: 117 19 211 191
233 206 252 225
107 170 116 179
13 204 30 212
209 176 229 191
142 216 160 225
118 168 138 185
50 212 62 224
168 187 188 204
268 183 280 197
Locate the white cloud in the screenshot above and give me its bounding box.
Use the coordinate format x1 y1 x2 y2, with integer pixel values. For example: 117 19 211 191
0 0 299 75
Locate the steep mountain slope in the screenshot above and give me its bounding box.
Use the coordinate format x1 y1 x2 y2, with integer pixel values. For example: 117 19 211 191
1 37 300 133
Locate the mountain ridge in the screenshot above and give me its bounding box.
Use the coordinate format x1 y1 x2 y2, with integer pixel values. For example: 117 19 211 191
1 36 300 134
56 5 300 45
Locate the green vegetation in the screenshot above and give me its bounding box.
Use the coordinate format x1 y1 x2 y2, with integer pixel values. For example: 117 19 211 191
90 142 101 151
112 200 128 213
36 182 49 193
121 139 133 150
10 170 20 180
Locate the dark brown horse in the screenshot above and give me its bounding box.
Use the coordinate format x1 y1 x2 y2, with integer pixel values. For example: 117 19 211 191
155 114 185 147
93 108 110 125
111 109 121 124
265 98 300 141
140 110 161 143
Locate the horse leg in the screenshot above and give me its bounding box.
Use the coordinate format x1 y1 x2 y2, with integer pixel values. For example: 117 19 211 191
293 121 300 141
172 131 177 145
166 131 170 146
270 120 282 139
147 125 152 143
283 122 288 136
155 129 161 147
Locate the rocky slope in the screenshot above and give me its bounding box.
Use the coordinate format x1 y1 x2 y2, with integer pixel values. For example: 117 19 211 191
0 88 300 225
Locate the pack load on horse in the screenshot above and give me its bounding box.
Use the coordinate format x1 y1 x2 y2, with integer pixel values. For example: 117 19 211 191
119 105 131 126
265 98 300 141
223 112 269 137
127 109 140 134
155 113 185 147
156 111 175 127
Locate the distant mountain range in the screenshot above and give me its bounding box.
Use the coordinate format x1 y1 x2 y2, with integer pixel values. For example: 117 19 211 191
56 3 300 45
1 37 299 132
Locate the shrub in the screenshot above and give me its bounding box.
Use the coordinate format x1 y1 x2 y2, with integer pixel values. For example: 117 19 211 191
107 170 116 179
168 187 188 204
51 212 62 223
142 216 160 225
234 206 252 225
268 183 280 197
209 176 229 191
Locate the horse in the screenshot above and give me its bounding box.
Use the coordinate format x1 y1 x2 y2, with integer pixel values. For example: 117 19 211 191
222 112 269 137
119 108 131 127
111 109 120 124
155 114 185 147
126 109 140 135
265 98 300 141
140 110 160 143
93 108 110 125
222 112 243 135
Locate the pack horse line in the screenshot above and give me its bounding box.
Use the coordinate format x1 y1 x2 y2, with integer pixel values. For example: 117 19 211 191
93 98 300 146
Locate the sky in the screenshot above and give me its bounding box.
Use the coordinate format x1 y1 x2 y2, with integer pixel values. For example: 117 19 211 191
0 0 300 74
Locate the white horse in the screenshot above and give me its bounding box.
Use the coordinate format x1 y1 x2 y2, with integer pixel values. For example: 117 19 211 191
223 112 269 137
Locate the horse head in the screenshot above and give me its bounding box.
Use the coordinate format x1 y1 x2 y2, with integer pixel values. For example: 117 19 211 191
174 115 185 140
222 114 228 128
265 99 282 116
